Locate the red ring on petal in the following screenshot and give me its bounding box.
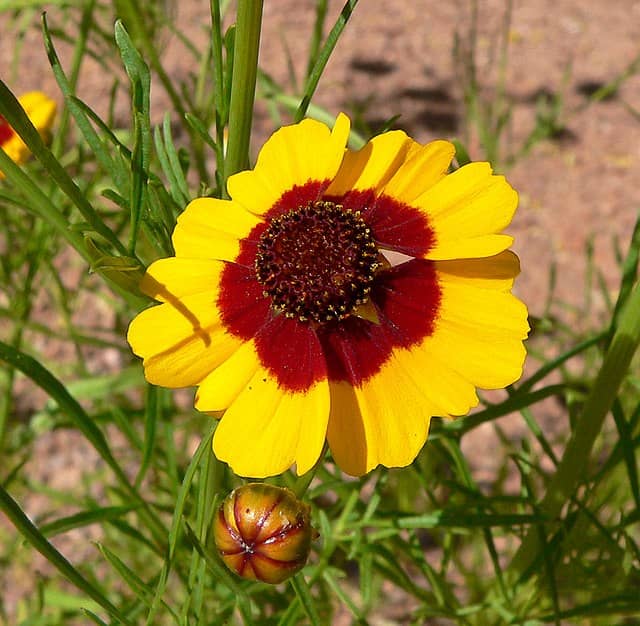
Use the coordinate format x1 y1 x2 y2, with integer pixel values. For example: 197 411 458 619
217 260 271 339
318 259 441 386
266 180 330 220
217 181 441 391
327 189 436 257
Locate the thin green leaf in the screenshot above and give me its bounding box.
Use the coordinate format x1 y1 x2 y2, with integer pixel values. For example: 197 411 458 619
184 112 219 151
0 485 133 625
40 505 139 538
42 14 128 191
289 574 322 626
82 609 110 626
611 399 640 510
452 138 472 167
162 114 190 203
322 569 364 621
608 210 640 342
135 384 159 489
182 522 254 625
97 543 179 621
294 0 359 122
0 78 126 256
153 118 188 207
145 424 216 625
114 20 152 255
0 340 165 545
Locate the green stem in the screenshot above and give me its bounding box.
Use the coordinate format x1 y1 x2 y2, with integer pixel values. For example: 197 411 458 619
292 445 327 498
224 0 263 185
506 279 640 585
290 573 322 625
210 0 227 195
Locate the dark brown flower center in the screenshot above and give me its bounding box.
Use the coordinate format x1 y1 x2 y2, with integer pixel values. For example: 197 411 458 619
255 200 380 324
0 115 14 145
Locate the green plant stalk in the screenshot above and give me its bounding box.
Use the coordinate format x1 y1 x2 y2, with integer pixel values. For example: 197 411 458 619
210 0 227 195
145 424 216 626
290 574 322 626
180 445 224 622
224 0 263 183
505 279 640 586
305 0 329 83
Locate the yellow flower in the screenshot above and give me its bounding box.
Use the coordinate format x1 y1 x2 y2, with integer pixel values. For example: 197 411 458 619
127 114 529 478
0 91 57 176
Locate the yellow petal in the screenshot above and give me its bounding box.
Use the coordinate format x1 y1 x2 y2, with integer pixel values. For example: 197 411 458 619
434 250 520 291
426 234 514 260
426 324 527 389
416 162 518 259
327 361 438 476
195 339 261 411
381 139 455 203
438 279 530 339
172 197 262 262
326 129 413 196
213 371 330 478
127 292 242 388
390 344 479 418
227 113 351 215
140 257 224 302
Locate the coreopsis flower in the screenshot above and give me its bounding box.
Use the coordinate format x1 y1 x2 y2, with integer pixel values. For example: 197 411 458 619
212 483 313 583
127 113 529 478
0 91 56 176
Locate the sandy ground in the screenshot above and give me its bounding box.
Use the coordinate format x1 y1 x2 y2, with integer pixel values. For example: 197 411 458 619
1 0 640 621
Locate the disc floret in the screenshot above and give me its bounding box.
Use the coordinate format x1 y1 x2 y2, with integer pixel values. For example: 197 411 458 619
255 200 380 324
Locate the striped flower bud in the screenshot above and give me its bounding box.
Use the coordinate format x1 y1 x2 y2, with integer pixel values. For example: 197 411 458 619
212 483 313 584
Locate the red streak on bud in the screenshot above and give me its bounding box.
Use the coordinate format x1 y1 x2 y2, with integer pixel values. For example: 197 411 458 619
211 483 314 584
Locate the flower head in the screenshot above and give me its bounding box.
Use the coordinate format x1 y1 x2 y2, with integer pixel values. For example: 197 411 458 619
212 483 313 583
127 114 529 478
0 92 56 176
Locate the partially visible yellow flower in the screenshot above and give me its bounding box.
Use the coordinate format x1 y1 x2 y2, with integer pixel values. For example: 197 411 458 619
0 91 57 176
128 114 529 479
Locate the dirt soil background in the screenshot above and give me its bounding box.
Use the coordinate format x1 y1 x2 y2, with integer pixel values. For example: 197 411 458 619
1 0 640 621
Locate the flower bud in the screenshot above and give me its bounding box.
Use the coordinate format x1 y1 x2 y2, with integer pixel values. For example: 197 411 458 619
212 483 313 584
